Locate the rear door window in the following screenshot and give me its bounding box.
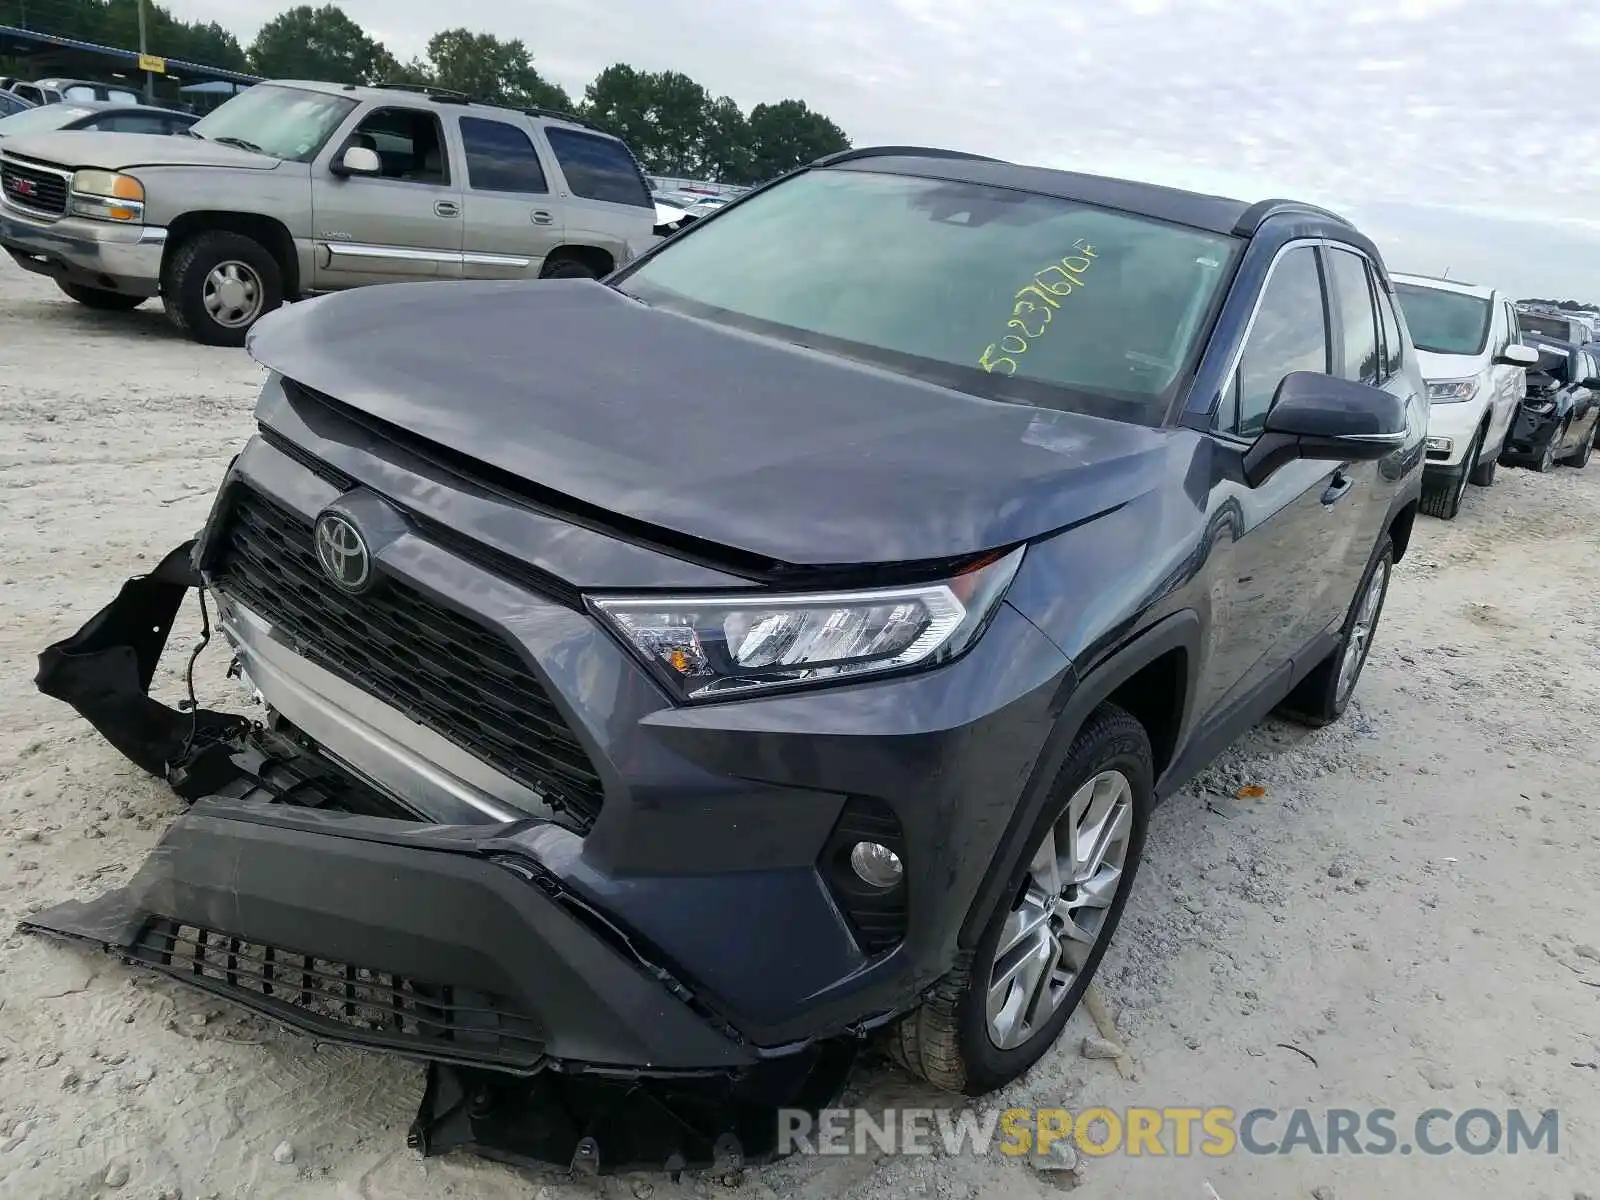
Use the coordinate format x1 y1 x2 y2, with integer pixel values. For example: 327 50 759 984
1326 248 1380 385
459 117 548 194
543 127 652 208
1375 280 1404 379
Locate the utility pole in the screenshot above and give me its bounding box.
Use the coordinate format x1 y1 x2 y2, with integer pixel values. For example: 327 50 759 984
137 0 153 103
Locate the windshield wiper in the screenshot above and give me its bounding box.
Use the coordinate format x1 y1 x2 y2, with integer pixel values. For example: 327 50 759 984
179 128 205 139
212 135 264 154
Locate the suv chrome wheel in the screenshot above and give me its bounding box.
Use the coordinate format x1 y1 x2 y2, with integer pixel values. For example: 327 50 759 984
1336 555 1388 705
986 769 1133 1050
203 260 265 329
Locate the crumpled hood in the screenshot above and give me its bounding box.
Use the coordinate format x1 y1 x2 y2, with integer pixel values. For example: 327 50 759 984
0 130 279 172
1414 348 1487 383
246 279 1177 567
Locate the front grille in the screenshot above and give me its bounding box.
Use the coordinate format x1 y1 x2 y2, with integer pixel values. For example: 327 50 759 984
212 486 607 828
1 157 68 216
133 919 544 1070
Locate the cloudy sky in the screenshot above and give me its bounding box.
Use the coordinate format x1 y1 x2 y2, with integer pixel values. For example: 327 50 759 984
169 0 1600 298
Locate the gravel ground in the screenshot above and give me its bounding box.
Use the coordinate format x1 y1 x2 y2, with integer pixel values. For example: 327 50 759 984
1 267 1597 1200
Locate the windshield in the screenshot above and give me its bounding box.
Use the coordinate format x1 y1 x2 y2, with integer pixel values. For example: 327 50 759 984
189 84 357 162
1393 283 1492 356
1517 311 1577 341
0 105 94 135
616 169 1240 424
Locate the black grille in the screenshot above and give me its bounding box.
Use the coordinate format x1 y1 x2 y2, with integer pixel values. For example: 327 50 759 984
133 920 544 1070
1 158 68 216
213 486 606 828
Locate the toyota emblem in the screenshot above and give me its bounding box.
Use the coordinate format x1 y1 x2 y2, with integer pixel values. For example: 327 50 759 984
313 511 372 593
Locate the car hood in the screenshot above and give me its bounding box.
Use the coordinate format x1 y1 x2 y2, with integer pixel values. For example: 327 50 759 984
246 280 1176 567
1414 348 1488 383
0 130 278 171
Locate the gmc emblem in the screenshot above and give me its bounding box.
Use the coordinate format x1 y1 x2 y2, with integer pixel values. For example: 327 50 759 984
7 178 35 196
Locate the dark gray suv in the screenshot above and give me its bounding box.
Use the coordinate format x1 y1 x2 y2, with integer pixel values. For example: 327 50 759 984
29 147 1425 1171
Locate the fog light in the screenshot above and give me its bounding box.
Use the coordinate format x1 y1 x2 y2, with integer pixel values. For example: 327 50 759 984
849 841 904 889
1425 435 1452 453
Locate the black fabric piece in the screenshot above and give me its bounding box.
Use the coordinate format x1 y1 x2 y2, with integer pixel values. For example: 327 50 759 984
34 539 248 784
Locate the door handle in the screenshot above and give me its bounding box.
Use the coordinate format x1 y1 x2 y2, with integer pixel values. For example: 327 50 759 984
434 201 459 218
531 210 553 225
1321 469 1355 505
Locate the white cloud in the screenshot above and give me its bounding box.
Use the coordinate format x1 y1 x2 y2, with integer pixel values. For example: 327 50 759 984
164 0 1600 295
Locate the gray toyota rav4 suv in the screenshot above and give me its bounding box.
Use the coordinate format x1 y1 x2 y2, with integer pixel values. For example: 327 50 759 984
28 148 1424 1172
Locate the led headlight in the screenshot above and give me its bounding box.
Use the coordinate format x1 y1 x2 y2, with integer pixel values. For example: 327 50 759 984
590 546 1024 700
1426 379 1477 403
68 169 144 222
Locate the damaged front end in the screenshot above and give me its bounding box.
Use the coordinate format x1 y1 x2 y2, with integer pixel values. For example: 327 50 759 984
24 540 857 1175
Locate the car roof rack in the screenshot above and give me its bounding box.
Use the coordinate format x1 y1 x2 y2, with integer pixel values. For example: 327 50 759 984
374 81 477 104
810 145 1004 168
1232 198 1353 236
521 105 606 133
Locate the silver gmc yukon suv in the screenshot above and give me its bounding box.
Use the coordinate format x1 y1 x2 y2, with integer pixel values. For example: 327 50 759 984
0 80 661 345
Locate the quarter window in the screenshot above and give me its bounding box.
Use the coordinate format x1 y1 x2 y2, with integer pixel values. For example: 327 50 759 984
1376 280 1404 379
543 127 652 207
1223 245 1329 437
1326 248 1380 386
459 117 548 194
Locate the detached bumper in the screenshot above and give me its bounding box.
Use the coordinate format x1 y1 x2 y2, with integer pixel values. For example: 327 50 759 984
22 796 755 1074
0 206 166 296
1501 406 1561 462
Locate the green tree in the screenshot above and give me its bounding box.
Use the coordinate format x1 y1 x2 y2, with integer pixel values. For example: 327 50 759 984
583 64 716 176
746 99 850 181
247 4 393 85
422 28 570 110
701 95 754 184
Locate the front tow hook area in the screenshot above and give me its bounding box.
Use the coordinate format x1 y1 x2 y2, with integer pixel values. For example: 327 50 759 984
24 540 865 1174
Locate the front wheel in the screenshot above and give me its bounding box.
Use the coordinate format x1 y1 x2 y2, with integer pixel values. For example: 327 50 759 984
1419 430 1478 520
1534 426 1564 473
1468 433 1499 486
162 231 283 347
1564 423 1593 468
889 704 1151 1095
56 280 146 311
1280 534 1394 727
539 257 600 280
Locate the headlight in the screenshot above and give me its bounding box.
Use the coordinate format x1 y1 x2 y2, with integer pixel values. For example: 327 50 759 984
590 546 1024 701
1426 379 1478 403
68 169 144 222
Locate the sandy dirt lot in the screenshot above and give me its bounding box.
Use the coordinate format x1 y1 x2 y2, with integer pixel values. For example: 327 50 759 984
1 266 1597 1200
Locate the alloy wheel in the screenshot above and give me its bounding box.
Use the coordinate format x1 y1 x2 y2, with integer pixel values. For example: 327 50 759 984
202 260 265 329
985 770 1134 1051
1337 557 1389 705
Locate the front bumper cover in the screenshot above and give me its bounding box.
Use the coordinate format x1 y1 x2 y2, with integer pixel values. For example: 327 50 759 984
0 205 167 296
24 539 859 1172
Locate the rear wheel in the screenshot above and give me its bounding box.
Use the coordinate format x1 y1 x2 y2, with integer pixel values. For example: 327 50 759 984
1280 535 1394 727
889 704 1151 1095
56 280 145 311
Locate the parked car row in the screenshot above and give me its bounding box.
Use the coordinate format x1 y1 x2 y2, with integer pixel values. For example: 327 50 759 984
0 100 196 141
1 75 144 107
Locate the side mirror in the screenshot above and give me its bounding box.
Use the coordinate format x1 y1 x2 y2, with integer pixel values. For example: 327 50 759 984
1497 343 1540 367
330 144 380 177
1241 371 1407 488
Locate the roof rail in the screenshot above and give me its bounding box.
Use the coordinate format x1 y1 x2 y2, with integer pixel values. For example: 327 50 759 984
811 145 1004 169
374 81 476 103
522 104 605 133
1232 198 1352 236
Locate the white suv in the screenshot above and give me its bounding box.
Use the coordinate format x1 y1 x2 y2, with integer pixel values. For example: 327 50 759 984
1391 273 1539 520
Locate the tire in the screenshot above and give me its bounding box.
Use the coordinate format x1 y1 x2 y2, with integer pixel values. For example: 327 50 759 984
889 704 1152 1095
55 280 145 311
161 230 283 347
540 257 600 280
1279 534 1394 728
1467 431 1498 486
1563 424 1593 468
1534 425 1564 473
